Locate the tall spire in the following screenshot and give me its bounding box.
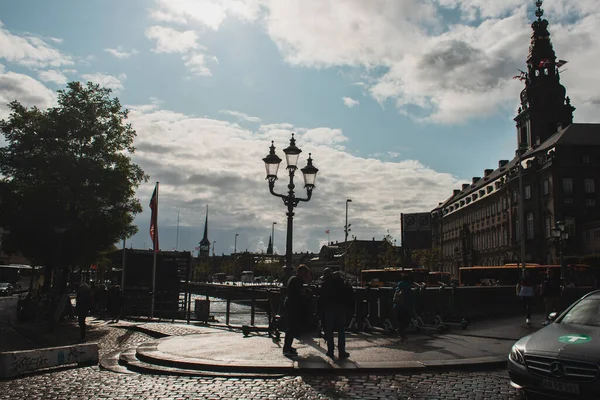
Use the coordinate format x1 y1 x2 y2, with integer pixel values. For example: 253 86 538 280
198 205 210 258
514 0 574 149
267 236 273 255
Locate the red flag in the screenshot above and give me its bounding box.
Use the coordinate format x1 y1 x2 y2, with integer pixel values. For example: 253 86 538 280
325 229 330 234
149 183 159 252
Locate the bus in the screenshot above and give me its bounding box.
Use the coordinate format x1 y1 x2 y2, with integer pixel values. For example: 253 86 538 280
360 267 430 287
211 273 226 283
240 271 254 283
0 264 42 292
458 264 595 287
425 271 452 286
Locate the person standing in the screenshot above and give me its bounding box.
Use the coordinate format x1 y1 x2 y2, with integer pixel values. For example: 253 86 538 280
282 264 311 357
393 273 415 342
76 283 94 340
320 269 353 359
516 271 535 326
541 269 562 322
107 285 124 323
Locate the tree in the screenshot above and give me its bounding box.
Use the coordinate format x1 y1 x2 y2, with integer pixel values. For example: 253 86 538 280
411 248 442 271
0 82 148 291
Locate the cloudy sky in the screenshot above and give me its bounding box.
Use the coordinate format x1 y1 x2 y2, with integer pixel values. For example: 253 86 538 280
1 0 599 256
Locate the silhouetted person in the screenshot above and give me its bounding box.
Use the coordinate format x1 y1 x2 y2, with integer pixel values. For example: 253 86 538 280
282 264 311 357
321 269 353 359
393 273 414 342
107 285 124 323
517 271 535 326
542 269 562 322
76 283 94 340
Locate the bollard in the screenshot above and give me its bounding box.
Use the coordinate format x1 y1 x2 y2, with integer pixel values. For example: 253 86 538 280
226 298 231 325
250 288 255 326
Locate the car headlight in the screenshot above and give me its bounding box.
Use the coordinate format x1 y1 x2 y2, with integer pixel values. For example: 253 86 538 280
509 345 525 365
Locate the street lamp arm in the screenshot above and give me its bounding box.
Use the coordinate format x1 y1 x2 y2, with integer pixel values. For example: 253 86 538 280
295 188 313 203
268 181 288 200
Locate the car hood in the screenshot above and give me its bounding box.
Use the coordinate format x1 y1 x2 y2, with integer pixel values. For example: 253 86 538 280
523 323 600 361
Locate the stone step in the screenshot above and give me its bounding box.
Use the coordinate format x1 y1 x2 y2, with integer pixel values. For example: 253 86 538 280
117 342 285 378
99 350 135 374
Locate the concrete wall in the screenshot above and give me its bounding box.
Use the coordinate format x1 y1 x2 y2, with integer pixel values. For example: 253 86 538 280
0 343 98 379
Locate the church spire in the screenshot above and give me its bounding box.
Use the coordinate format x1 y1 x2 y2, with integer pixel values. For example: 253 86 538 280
198 205 210 258
267 236 273 255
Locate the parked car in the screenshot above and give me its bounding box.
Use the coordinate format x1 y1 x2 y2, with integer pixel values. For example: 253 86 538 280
508 290 600 399
0 282 14 296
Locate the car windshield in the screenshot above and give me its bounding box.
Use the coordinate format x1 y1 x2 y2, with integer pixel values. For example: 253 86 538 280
560 297 600 327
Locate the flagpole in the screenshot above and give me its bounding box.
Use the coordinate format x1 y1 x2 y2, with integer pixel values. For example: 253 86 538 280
175 211 180 250
121 237 126 288
151 182 159 319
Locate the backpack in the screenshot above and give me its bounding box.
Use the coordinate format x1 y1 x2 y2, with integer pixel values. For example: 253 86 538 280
393 287 405 306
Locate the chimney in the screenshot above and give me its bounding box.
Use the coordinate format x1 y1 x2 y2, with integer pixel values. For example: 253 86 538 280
484 169 493 177
453 189 460 196
462 184 469 190
498 160 509 168
372 237 375 241
472 177 481 185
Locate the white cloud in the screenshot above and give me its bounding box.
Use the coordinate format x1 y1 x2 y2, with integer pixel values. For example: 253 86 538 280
146 25 200 54
183 52 217 76
0 69 56 119
343 97 359 108
0 21 74 69
80 73 127 91
126 102 460 253
145 25 218 76
37 69 68 85
219 110 261 123
105 47 139 59
150 0 261 29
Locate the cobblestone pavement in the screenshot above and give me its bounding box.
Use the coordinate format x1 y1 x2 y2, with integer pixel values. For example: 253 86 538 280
0 315 521 399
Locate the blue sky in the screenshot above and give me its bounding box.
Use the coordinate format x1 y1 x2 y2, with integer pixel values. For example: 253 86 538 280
0 0 598 256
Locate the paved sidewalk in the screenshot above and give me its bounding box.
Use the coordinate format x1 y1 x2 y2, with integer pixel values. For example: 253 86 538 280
2 289 545 375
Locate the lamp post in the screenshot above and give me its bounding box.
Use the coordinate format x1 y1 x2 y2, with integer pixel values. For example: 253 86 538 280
271 222 277 259
553 221 569 280
344 199 352 274
517 145 527 278
234 233 239 255
263 134 319 285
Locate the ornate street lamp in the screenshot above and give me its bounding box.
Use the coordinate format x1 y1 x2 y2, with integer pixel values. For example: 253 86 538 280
344 199 352 274
552 221 569 279
263 134 319 285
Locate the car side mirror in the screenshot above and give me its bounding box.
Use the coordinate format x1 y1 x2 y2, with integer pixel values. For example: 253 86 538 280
548 312 558 322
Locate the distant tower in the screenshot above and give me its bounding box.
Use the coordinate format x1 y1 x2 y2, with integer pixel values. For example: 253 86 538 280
514 0 575 151
267 236 273 255
198 205 210 258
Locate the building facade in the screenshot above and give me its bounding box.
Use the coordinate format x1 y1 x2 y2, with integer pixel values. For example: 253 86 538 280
431 2 600 277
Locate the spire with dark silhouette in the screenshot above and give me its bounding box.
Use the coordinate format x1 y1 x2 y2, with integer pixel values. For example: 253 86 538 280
514 0 575 150
198 205 210 258
267 236 273 255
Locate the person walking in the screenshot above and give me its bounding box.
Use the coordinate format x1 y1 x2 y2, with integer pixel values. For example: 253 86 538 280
75 283 94 341
320 269 353 359
541 269 562 322
282 264 311 357
516 271 535 326
107 285 124 323
393 273 415 342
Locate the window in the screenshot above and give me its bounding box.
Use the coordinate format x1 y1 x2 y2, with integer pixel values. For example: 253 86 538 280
584 178 595 193
564 198 574 204
563 178 573 195
527 212 534 239
513 190 518 203
543 180 549 195
545 216 552 238
586 199 596 207
525 185 532 199
583 154 590 164
565 217 576 236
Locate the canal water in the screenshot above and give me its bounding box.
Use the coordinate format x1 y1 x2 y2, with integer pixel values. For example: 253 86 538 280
186 294 270 326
